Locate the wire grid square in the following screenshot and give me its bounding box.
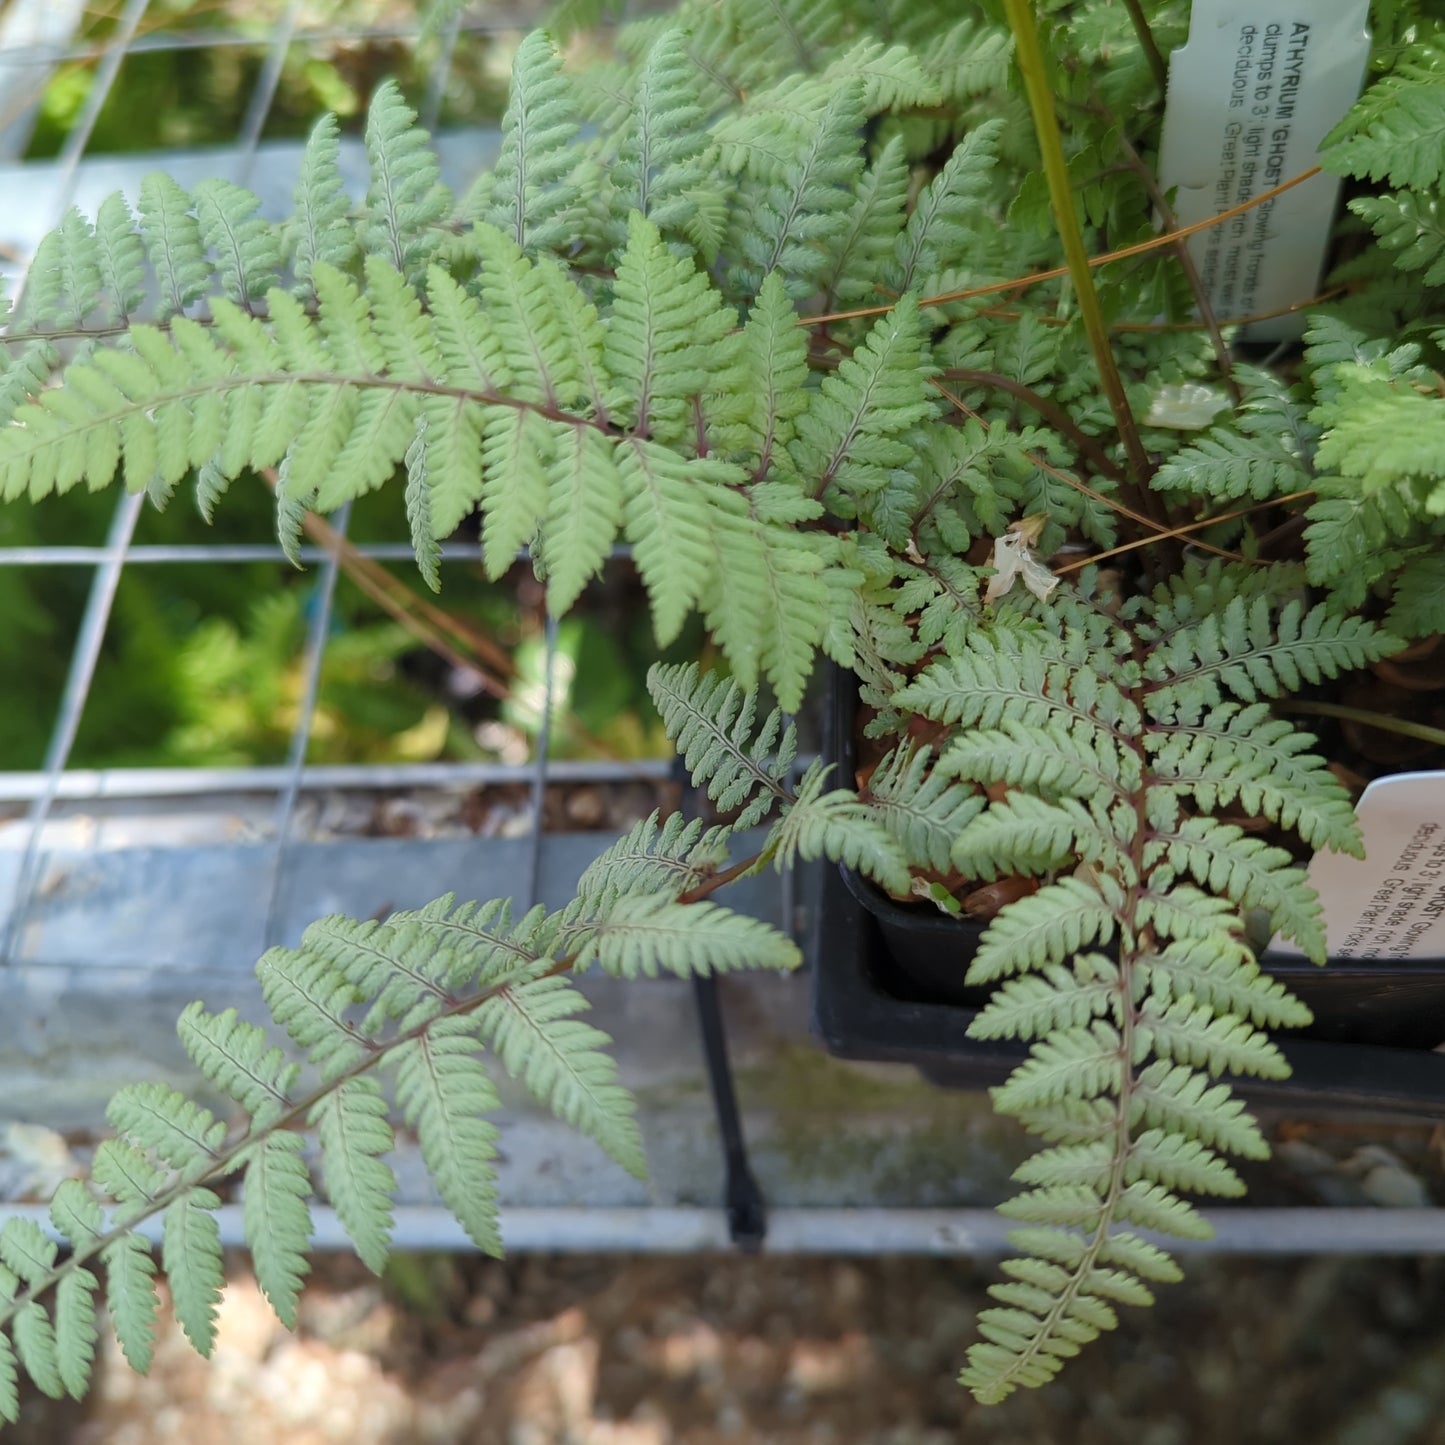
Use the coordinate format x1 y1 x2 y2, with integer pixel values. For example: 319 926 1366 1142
0 0 669 967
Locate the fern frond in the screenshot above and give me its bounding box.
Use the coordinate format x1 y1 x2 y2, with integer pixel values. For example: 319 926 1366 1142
1097 1231 1186 1283
1013 1096 1118 1147
613 29 714 245
1020 1257 1152 1308
1314 377 1445 504
898 631 1143 736
791 295 936 508
942 557 1351 1401
622 441 747 645
863 741 986 873
0 1333 14 1423
0 1236 63 1404
137 172 210 319
707 270 811 473
1301 485 1420 603
177 1003 302 1128
362 80 449 281
241 1133 314 1330
700 510 830 710
990 1021 1125 1115
1009 1140 1112 1191
646 662 795 828
297 913 460 1036
484 31 584 253
424 261 509 391
472 226 588 408
1302 312 1406 372
256 943 369 1080
1144 703 1362 856
968 956 1121 1041
403 411 441 590
886 120 1003 294
392 1017 503 1255
1130 1060 1269 1160
0 1221 58 1291
473 971 646 1178
732 79 866 300
1152 396 1316 502
768 760 911 893
163 1190 225 1355
94 192 148 323
1134 883 1246 948
310 1077 396 1275
1321 68 1445 189
538 424 625 614
1387 550 1445 636
969 878 1120 985
19 209 102 329
1145 818 1324 961
1135 996 1288 1080
1126 1128 1244 1199
576 810 732 905
193 178 283 306
1349 190 1445 285
106 1083 225 1181
951 793 1121 880
9 1293 62 1402
1111 1181 1211 1240
964 1307 1084 1396
382 894 554 988
996 1182 1109 1229
942 718 1137 800
1141 937 1313 1031
821 36 942 111
819 135 910 307
1143 597 1400 708
0 340 56 433
101 1232 161 1373
961 1221 1180 1402
290 112 358 298
54 1269 99 1400
479 405 553 575
607 212 736 445
569 893 801 978
923 14 1013 102
903 419 1018 555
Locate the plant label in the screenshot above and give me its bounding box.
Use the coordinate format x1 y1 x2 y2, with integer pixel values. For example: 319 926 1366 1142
1272 772 1445 960
1157 0 1371 341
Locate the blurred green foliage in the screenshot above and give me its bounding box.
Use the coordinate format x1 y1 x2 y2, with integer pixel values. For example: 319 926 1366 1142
4 476 677 771
25 0 517 158
0 481 451 769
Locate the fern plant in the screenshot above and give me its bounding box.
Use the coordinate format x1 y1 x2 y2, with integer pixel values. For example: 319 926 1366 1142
0 0 1442 1420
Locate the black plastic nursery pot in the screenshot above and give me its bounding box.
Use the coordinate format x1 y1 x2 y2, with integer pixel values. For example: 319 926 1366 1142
811 671 1445 1118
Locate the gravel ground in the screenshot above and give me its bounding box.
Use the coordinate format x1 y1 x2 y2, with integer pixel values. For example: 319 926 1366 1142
13 1249 1445 1444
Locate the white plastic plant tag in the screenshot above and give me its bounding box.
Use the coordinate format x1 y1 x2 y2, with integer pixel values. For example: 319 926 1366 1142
1157 0 1372 341
1271 773 1445 960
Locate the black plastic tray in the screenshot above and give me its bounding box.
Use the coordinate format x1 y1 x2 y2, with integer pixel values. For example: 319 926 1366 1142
813 672 1445 1111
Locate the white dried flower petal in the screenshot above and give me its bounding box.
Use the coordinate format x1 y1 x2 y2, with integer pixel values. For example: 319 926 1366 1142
984 528 1060 605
